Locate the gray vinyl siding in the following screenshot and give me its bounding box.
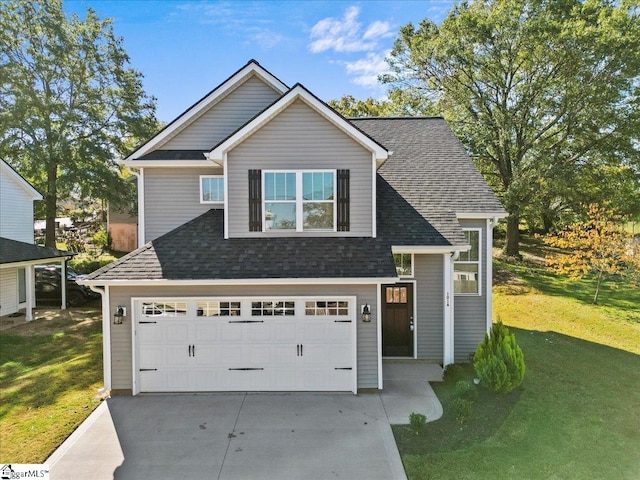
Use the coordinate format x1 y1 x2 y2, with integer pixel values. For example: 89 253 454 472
144 167 223 241
414 254 444 361
108 284 378 391
454 218 488 361
160 75 282 150
226 99 374 238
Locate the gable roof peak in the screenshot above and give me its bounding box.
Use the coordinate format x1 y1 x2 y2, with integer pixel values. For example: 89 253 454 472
207 82 388 162
124 60 288 163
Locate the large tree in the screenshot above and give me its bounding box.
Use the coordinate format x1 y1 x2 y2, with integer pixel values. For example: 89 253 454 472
381 0 640 256
0 0 157 246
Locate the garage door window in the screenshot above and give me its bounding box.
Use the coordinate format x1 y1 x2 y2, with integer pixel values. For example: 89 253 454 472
305 300 349 316
141 301 187 316
196 301 241 316
251 300 295 316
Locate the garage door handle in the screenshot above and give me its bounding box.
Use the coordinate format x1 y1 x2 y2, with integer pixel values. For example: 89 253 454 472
188 345 192 357
140 368 158 372
335 367 352 370
228 368 264 371
139 321 157 324
334 320 351 323
193 345 195 356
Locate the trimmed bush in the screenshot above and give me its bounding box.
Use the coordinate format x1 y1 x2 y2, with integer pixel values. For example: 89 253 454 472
473 320 525 393
409 412 427 433
454 380 479 401
451 398 473 424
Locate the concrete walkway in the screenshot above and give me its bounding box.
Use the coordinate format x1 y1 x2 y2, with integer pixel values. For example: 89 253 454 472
380 361 444 424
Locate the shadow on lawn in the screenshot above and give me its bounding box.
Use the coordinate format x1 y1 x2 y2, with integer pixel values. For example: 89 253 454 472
393 325 640 457
0 320 102 417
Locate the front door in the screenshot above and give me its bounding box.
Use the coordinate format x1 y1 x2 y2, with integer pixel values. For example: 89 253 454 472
382 283 414 357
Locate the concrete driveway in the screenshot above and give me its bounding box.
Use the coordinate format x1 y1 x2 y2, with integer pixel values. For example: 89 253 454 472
47 393 407 480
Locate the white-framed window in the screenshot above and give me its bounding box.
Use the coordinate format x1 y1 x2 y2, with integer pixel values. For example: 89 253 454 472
393 253 413 277
263 170 336 232
304 300 349 316
454 229 481 295
200 175 224 204
141 301 188 316
251 300 296 316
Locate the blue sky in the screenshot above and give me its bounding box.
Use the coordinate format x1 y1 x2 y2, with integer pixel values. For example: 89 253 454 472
63 1 454 122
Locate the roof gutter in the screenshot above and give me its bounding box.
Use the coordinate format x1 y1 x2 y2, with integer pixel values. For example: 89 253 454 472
78 277 401 287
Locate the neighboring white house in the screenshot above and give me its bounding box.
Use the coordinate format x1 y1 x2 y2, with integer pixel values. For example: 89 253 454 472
0 159 71 320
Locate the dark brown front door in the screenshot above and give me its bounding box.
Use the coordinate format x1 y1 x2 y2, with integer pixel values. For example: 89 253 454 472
382 283 414 357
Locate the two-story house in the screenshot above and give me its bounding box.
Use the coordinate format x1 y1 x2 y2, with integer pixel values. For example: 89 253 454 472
81 61 506 395
0 159 71 320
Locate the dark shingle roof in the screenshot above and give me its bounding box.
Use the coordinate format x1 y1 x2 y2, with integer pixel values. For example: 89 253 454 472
138 150 207 160
86 210 397 282
0 237 71 264
352 118 506 245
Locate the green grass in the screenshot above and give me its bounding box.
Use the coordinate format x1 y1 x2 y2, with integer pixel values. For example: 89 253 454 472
0 309 103 463
393 237 640 479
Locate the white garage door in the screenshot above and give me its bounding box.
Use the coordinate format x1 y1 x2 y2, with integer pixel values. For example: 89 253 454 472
134 297 356 394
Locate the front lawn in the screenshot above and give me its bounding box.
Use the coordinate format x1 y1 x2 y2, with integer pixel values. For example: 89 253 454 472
0 307 103 463
394 240 640 479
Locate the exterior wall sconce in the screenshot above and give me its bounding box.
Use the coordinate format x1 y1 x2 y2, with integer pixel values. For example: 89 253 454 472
113 305 126 324
361 304 371 322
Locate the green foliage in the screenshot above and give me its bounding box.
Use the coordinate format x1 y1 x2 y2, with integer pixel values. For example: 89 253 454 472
69 253 116 274
92 228 110 252
0 0 158 246
443 363 464 382
409 412 427 433
382 0 640 256
454 380 479 402
544 204 640 304
473 321 525 393
450 398 473 425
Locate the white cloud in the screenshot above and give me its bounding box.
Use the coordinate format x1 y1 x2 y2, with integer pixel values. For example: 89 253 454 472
246 28 284 50
308 6 390 54
362 21 392 41
344 51 391 88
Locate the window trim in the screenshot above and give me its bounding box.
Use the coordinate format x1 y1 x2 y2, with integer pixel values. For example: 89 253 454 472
199 175 224 204
393 253 414 278
454 228 482 296
262 169 337 232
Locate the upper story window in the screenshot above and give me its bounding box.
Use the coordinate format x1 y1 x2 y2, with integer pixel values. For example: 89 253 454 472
393 253 413 277
263 171 335 232
454 229 481 295
200 175 224 204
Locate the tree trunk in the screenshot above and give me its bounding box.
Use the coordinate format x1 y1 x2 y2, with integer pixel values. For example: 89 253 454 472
44 164 57 248
593 270 603 305
505 213 521 257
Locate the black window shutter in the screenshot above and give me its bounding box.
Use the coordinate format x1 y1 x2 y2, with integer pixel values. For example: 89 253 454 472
248 169 262 232
337 169 350 232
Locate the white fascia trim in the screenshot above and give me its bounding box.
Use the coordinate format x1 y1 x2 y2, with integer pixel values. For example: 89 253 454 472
125 63 288 162
457 212 508 219
1 160 42 200
80 277 400 287
0 257 71 269
207 85 389 162
392 245 470 254
123 159 215 168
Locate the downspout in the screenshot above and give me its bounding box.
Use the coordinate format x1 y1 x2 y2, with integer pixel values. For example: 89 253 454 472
90 285 112 394
486 217 499 332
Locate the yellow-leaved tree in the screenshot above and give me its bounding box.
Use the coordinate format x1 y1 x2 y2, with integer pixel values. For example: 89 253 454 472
544 205 640 304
